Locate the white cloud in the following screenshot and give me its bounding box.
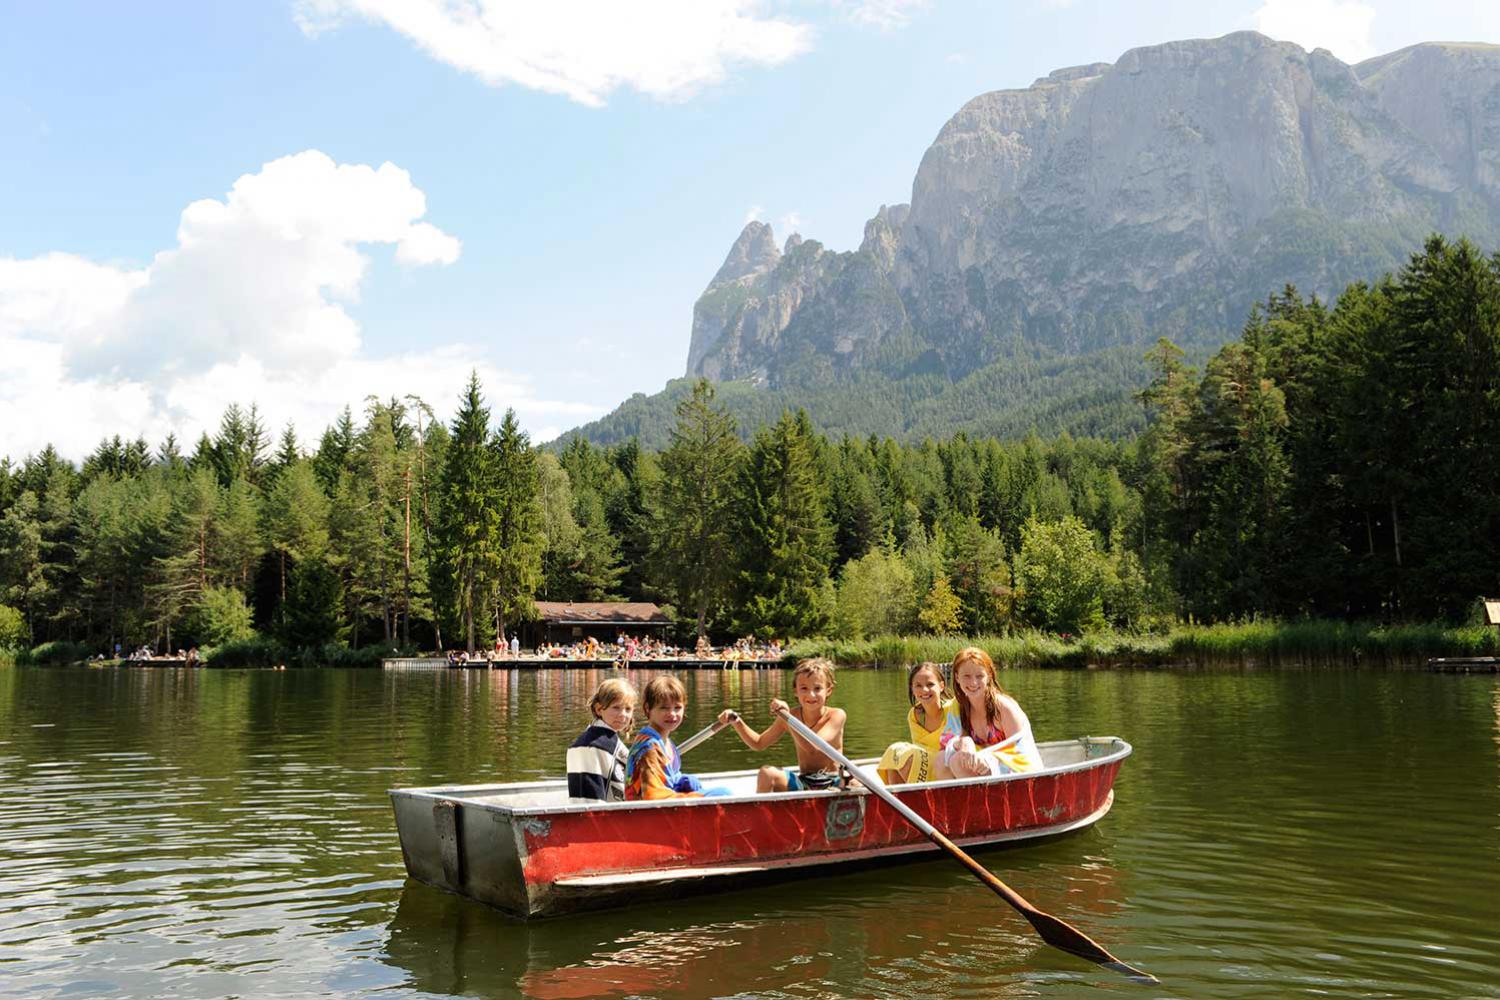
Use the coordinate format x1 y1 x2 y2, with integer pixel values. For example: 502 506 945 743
296 0 815 107
0 151 604 461
1253 0 1377 63
778 210 804 235
839 0 929 30
44 150 462 382
744 204 765 223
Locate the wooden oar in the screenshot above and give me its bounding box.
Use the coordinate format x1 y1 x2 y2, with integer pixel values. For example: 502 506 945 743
676 711 738 756
775 707 1157 984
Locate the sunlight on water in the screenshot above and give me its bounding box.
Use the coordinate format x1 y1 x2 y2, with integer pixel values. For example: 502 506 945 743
1 664 1499 997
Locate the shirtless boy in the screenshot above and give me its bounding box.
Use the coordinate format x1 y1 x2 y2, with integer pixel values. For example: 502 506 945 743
719 658 847 793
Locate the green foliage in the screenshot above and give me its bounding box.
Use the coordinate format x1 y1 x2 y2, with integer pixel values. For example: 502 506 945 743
23 640 92 664
491 409 545 640
188 586 256 646
279 558 343 649
917 575 963 635
834 545 918 639
0 604 27 649
735 411 834 638
435 373 502 651
1017 516 1108 633
654 380 744 636
203 636 286 667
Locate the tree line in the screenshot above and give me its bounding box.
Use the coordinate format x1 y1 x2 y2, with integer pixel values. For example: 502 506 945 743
1 235 1496 657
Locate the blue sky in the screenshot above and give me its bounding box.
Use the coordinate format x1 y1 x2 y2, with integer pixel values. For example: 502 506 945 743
2 0 1496 460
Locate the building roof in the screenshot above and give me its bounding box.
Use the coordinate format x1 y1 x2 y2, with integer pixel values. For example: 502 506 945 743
534 601 670 625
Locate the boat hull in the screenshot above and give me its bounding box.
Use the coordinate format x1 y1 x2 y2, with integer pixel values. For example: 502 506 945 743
391 736 1130 918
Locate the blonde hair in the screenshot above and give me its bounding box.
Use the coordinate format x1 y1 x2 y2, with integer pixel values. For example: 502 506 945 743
793 657 835 688
642 674 687 712
589 677 638 721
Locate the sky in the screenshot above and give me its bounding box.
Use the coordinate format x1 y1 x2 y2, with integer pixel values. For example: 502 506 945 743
2 0 1497 462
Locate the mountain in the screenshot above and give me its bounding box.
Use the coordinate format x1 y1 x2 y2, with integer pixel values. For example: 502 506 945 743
569 33 1500 448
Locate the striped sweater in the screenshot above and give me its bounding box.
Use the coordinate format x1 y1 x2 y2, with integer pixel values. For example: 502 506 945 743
566 722 628 802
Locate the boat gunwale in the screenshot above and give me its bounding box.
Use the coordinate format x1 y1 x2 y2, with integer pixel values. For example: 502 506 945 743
388 735 1131 817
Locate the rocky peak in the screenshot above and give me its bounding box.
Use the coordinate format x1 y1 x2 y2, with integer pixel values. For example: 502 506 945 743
686 31 1500 389
859 204 909 272
709 220 781 288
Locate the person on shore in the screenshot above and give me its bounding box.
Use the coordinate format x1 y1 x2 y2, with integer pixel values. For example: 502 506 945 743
510 634 519 657
625 675 730 800
567 678 638 802
719 658 848 793
941 647 1043 777
877 661 961 784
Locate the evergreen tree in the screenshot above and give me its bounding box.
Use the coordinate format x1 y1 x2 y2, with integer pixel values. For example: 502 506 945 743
735 410 834 637
537 451 583 598
215 477 264 591
280 557 343 649
435 374 500 652
655 380 743 637
313 407 357 495
604 440 659 601
148 468 221 650
0 492 47 644
262 460 330 619
491 409 544 642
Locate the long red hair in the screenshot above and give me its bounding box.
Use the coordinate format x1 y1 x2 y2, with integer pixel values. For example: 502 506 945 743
951 646 1006 742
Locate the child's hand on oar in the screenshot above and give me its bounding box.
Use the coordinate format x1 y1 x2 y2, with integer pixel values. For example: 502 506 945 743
716 709 740 726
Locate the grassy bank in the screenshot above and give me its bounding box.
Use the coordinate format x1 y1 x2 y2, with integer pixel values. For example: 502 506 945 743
788 620 1500 669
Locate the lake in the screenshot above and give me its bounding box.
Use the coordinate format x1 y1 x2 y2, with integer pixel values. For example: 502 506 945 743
1 663 1497 998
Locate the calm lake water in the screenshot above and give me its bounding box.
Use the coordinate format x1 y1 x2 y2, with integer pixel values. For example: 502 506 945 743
2 663 1498 999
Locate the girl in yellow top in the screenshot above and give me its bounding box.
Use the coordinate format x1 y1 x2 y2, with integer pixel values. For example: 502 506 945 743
877 662 963 784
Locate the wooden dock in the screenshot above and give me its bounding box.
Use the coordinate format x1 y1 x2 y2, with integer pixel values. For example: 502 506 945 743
382 657 785 671
1427 657 1500 673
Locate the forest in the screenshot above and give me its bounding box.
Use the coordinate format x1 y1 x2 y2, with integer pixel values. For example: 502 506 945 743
1 235 1497 662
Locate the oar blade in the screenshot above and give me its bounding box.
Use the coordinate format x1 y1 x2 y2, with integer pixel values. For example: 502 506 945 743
1022 908 1158 984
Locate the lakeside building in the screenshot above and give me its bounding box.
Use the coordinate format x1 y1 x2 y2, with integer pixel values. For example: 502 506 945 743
521 602 671 647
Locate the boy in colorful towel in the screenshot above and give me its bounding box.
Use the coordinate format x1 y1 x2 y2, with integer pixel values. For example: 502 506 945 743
719 658 848 793
625 674 731 800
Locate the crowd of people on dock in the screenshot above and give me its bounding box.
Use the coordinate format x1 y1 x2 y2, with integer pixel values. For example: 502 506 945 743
565 647 1043 803
444 633 784 666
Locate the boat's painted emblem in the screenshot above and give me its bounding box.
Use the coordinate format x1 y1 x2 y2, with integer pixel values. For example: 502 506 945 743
825 796 865 840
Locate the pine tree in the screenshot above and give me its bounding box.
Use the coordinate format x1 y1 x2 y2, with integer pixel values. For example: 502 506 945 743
313 407 357 495
491 409 544 643
148 468 221 650
655 379 743 637
262 460 330 620
735 410 834 637
435 373 500 652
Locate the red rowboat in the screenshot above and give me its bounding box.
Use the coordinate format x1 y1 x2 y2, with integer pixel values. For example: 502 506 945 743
390 736 1131 918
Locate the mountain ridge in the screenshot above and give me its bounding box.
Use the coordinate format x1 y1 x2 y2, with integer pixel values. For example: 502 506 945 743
569 33 1500 447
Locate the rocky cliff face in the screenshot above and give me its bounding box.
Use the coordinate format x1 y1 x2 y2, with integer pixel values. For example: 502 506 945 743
687 33 1500 386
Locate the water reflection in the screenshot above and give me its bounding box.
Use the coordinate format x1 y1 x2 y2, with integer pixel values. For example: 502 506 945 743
383 846 1130 998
